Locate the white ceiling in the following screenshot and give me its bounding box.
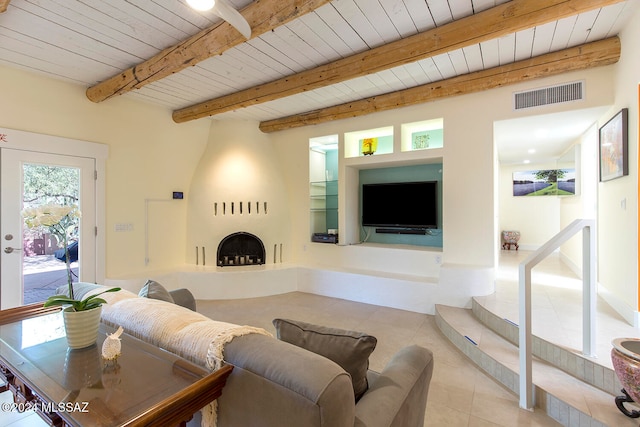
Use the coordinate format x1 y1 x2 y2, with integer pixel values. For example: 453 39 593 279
494 106 610 165
0 0 636 162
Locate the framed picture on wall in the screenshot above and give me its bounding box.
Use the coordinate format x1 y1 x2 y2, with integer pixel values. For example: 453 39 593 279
599 108 628 182
512 169 576 196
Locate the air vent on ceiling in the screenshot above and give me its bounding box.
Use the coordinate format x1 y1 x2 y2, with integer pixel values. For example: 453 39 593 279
513 81 584 110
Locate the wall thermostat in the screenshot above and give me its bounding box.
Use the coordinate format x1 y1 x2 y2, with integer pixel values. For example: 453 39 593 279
172 192 184 199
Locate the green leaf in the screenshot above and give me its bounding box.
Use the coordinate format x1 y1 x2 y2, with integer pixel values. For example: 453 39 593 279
43 295 77 307
43 287 121 311
82 298 107 311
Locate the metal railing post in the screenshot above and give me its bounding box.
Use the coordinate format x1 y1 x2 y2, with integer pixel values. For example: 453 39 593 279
518 219 596 409
519 263 533 409
582 223 597 357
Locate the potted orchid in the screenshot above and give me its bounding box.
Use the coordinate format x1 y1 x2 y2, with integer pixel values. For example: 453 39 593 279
22 204 119 348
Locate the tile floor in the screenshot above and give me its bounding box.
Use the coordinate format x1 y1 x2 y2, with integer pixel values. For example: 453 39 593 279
4 250 636 427
0 391 36 427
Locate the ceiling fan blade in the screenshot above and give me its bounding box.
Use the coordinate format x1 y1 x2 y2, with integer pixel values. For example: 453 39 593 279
212 0 251 39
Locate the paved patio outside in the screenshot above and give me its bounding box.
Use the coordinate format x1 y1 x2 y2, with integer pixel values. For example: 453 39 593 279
23 255 78 305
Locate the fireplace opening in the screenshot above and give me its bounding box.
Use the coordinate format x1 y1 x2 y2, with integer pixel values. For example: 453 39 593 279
217 232 266 267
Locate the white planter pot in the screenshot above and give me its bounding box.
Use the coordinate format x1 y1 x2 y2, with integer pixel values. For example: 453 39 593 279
63 306 102 349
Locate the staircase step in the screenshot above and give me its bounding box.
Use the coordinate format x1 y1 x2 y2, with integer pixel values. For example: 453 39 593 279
435 304 638 427
471 296 621 397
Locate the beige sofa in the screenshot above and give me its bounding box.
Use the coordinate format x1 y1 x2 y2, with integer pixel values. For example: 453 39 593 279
69 283 434 427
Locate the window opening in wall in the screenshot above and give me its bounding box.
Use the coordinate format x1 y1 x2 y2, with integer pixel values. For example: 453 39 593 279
310 135 339 243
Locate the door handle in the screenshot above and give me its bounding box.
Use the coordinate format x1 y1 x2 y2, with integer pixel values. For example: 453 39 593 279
4 247 22 254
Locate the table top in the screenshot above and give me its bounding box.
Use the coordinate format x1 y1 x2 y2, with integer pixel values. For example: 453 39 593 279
0 307 228 427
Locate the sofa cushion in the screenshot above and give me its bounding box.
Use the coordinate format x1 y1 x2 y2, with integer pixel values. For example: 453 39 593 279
272 318 377 401
139 279 175 303
55 282 106 300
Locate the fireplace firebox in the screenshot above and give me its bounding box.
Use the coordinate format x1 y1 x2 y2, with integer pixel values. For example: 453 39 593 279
217 232 266 267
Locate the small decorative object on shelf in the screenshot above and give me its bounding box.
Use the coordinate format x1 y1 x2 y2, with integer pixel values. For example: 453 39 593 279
412 132 430 150
501 230 520 250
361 137 378 155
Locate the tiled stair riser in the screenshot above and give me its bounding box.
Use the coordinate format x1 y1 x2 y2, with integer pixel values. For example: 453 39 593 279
435 307 609 427
471 299 622 396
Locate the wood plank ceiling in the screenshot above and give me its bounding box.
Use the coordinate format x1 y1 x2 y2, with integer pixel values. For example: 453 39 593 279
0 0 635 132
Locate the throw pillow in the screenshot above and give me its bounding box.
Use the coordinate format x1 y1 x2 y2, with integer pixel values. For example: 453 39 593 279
138 279 175 304
55 282 105 299
272 318 377 401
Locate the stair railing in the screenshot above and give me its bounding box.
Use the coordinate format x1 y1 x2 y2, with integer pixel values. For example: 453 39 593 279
518 218 596 410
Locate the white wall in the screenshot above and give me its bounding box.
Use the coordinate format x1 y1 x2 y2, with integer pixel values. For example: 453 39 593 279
596 5 640 325
185 120 292 266
559 127 599 273
0 65 210 277
268 66 615 310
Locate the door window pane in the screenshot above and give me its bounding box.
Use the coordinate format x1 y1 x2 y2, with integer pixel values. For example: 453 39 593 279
22 164 80 305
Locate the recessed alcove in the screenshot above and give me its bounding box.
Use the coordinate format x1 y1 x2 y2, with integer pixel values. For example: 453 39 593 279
358 163 443 247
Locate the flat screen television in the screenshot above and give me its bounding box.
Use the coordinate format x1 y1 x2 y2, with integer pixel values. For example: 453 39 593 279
362 181 438 229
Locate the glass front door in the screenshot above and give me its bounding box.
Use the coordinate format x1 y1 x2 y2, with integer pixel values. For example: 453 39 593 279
1 149 96 309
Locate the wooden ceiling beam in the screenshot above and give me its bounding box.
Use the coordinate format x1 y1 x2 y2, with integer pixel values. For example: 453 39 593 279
0 0 11 13
86 0 332 103
258 37 620 133
173 0 625 123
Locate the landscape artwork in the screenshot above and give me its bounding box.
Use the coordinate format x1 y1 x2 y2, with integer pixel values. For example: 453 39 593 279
512 169 576 196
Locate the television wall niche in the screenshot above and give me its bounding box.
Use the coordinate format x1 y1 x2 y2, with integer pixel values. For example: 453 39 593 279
359 163 443 248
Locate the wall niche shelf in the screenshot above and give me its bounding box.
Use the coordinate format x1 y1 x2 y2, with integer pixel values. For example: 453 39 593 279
345 148 443 168
401 118 444 153
310 180 338 212
358 163 443 248
309 136 339 238
308 117 445 248
344 126 394 158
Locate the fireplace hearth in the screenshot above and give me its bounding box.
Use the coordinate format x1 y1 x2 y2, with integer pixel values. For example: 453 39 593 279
217 232 266 266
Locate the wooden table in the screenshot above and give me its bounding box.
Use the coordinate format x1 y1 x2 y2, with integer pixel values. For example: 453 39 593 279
0 304 233 427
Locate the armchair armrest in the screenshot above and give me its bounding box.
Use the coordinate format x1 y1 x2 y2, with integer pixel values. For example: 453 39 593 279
220 333 355 427
354 345 434 427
